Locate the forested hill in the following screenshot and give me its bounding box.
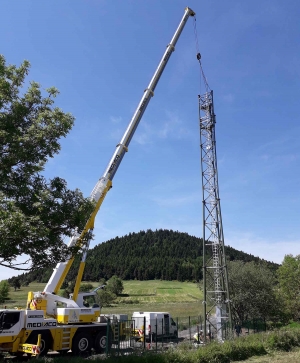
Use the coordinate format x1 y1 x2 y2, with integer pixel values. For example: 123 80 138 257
21 229 279 284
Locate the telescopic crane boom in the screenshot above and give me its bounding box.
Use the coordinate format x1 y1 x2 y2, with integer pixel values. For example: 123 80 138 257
0 8 198 357
42 7 196 311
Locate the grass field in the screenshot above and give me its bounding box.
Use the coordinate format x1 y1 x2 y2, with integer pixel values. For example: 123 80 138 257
3 280 204 318
235 348 300 363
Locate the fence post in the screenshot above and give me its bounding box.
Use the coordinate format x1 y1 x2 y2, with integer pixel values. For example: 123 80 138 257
130 319 135 348
176 317 179 344
189 316 191 342
155 318 157 352
148 323 151 350
118 321 120 356
143 316 146 350
162 318 164 348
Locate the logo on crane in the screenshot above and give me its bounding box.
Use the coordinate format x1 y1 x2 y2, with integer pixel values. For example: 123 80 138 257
27 322 57 328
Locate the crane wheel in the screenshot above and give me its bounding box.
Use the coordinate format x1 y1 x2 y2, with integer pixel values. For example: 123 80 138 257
94 330 111 354
72 332 92 355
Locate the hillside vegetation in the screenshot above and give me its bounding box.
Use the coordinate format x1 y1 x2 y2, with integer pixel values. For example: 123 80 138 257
15 229 278 285
4 280 203 318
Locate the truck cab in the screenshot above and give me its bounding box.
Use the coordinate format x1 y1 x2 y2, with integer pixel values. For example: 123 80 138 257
0 310 23 338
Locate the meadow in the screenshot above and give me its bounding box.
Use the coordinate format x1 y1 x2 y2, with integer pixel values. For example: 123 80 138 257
4 280 204 318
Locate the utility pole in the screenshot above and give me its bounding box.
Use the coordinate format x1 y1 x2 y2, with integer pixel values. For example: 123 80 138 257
199 90 232 341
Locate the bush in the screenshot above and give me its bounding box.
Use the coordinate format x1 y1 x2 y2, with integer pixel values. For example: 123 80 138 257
79 283 94 292
120 299 139 304
0 280 10 303
266 329 300 351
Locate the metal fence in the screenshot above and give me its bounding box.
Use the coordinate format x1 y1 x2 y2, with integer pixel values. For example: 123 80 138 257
105 315 209 355
103 316 269 356
241 318 267 334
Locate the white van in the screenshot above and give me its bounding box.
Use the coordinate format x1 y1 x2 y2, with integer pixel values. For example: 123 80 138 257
132 312 177 340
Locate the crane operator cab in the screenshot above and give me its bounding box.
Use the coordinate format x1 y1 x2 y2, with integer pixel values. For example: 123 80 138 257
72 292 100 309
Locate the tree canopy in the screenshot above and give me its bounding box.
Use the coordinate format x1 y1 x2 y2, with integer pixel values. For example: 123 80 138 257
15 229 279 285
277 254 300 320
0 55 94 271
0 280 10 304
106 275 124 296
228 260 279 322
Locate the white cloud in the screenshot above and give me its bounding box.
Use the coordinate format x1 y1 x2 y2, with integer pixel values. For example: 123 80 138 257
157 110 182 139
226 231 300 264
134 109 190 145
110 128 125 141
133 120 153 145
257 142 299 167
110 116 122 124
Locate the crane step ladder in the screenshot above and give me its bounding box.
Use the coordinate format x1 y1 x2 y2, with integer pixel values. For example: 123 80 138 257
62 328 72 350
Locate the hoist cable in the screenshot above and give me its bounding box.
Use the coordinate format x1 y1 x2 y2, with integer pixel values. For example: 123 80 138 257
193 17 211 94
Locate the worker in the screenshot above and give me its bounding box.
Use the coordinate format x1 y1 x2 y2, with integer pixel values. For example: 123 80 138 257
234 322 242 337
193 330 204 343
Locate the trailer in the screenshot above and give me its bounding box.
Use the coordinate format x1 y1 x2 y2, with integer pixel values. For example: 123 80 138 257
132 312 177 341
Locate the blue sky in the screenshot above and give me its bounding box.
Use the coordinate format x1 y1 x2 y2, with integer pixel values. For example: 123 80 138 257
1 0 300 280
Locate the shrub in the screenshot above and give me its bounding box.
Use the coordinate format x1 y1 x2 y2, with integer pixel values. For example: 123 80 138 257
266 329 300 351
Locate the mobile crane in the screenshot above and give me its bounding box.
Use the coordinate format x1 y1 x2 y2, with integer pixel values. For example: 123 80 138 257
0 7 195 357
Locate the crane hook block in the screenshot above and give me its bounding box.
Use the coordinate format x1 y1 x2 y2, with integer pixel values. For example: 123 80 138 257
197 53 201 61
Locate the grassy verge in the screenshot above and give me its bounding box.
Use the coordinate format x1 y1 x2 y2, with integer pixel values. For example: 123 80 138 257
235 348 300 362
33 328 300 363
107 328 300 362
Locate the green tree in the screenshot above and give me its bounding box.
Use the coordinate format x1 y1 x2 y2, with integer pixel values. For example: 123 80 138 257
0 280 10 303
99 278 106 286
228 261 278 322
96 288 116 307
11 277 21 291
79 283 94 292
0 55 94 271
106 275 124 296
277 254 300 320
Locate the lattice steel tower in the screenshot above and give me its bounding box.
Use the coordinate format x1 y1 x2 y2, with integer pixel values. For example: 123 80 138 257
199 89 232 341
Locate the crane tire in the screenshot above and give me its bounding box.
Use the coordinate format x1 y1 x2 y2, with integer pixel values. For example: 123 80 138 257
94 331 111 354
72 332 92 355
